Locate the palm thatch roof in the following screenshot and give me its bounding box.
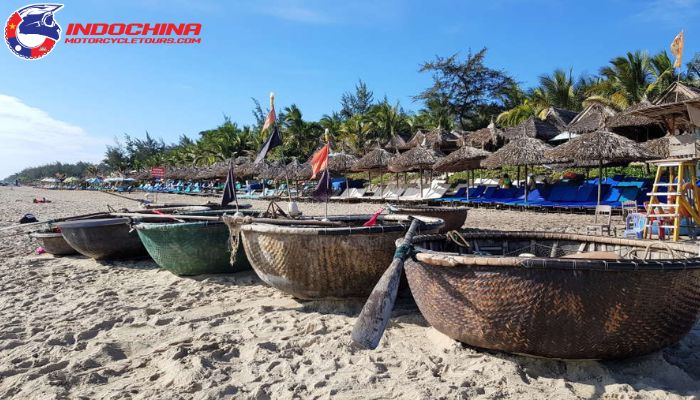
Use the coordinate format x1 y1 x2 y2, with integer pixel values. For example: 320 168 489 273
567 104 617 134
405 128 462 151
546 130 655 163
543 107 578 131
256 160 285 180
642 136 670 159
481 137 553 169
328 152 358 173
388 146 444 172
432 145 491 172
352 148 393 172
653 81 700 105
384 135 410 152
503 116 562 141
606 99 660 129
461 121 504 149
277 158 311 180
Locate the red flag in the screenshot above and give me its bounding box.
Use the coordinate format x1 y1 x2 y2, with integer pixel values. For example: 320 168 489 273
363 208 385 227
310 143 329 179
262 106 276 133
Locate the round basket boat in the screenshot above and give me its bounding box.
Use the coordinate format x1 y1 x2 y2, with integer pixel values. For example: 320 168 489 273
30 229 77 256
390 205 467 232
224 214 444 299
135 213 257 276
405 230 700 359
57 218 148 260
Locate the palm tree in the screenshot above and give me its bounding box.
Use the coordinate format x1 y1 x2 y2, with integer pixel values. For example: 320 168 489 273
339 114 373 153
413 96 454 130
497 69 586 127
591 51 651 108
368 100 410 147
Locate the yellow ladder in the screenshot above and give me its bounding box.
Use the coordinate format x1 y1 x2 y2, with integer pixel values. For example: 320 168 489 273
644 159 700 241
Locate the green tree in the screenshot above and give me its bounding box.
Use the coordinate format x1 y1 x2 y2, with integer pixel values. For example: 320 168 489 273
340 80 375 119
416 48 515 131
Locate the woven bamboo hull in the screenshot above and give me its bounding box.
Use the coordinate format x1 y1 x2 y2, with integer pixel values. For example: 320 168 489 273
58 218 148 260
391 206 467 232
136 221 250 276
230 215 444 299
30 231 77 256
405 232 700 359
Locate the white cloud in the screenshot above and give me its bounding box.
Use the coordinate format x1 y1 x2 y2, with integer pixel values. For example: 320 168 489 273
0 95 108 179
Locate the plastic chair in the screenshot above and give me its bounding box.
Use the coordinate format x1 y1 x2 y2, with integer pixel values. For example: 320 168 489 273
622 213 646 239
586 205 614 236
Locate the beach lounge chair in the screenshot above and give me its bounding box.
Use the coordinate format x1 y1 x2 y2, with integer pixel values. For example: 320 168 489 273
423 182 451 200
398 187 422 201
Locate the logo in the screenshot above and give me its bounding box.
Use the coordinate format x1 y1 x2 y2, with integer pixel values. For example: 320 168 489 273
5 3 63 60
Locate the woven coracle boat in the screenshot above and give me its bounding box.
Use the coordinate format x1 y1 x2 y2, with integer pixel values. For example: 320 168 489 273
30 228 77 256
57 218 148 260
135 213 257 276
405 230 700 359
224 214 444 299
389 205 468 232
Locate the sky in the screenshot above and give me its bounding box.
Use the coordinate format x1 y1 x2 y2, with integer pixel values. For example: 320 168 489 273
0 0 698 178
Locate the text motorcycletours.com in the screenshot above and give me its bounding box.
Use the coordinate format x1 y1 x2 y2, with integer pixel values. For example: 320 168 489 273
63 23 202 45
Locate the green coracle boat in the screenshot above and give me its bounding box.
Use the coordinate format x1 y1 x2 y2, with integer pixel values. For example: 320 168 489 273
135 219 250 276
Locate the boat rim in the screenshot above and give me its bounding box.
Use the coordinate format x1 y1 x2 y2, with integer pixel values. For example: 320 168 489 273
409 231 700 270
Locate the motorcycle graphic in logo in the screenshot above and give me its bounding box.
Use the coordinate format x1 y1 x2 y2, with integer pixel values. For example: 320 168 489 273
5 4 63 60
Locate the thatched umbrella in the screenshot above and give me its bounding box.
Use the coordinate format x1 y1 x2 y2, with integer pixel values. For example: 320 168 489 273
328 152 358 192
546 130 655 205
276 158 311 197
433 145 491 201
353 148 392 196
433 145 491 172
481 137 553 204
388 145 445 199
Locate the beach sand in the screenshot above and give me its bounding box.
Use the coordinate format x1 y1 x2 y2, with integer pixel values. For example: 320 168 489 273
1 186 699 399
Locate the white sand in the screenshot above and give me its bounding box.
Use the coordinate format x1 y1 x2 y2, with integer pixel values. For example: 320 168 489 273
1 186 699 399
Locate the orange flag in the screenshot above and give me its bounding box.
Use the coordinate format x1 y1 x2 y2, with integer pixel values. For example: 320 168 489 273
310 143 329 179
671 30 685 68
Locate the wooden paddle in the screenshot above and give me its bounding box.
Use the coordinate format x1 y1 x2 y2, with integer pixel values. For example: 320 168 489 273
351 217 423 349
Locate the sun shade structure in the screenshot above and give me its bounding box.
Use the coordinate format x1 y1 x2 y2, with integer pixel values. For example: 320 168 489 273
388 145 444 199
642 136 671 159
546 130 656 205
352 148 393 197
605 100 660 130
328 152 358 173
388 145 444 173
481 137 553 169
481 137 553 205
432 145 491 173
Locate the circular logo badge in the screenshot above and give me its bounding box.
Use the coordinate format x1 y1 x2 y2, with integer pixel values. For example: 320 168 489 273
5 4 63 60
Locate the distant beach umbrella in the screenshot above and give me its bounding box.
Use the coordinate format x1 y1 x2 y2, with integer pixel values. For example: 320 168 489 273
352 148 393 197
433 145 491 173
328 152 358 192
642 136 671 159
546 130 655 205
388 145 444 199
482 137 553 205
